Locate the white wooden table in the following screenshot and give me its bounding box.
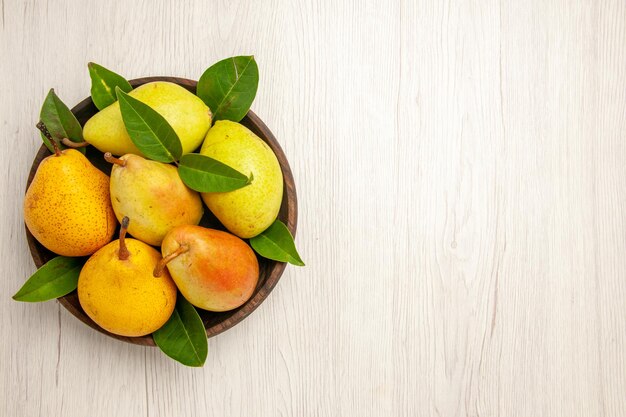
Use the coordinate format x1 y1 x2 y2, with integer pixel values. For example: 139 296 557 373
1 1 625 416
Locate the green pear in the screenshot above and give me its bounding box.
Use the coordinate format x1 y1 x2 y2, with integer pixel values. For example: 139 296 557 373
105 153 204 246
199 121 283 238
84 81 212 156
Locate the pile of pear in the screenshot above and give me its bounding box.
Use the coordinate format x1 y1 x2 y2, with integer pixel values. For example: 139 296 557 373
24 82 284 337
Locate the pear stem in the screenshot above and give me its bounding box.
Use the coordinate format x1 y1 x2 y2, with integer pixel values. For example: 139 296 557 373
36 121 61 157
104 152 127 167
118 216 130 260
61 138 90 148
153 245 189 277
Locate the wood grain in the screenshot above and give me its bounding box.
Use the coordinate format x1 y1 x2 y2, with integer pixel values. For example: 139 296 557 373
1 0 625 416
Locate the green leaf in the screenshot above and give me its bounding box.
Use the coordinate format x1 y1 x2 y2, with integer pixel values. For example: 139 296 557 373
116 87 182 162
153 295 208 367
178 153 251 192
197 56 259 122
39 89 85 154
13 257 83 302
88 62 132 110
250 220 305 266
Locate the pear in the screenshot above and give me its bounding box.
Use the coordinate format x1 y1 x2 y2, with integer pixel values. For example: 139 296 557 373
78 217 177 337
24 123 116 256
105 153 203 246
83 82 212 156
200 121 283 238
154 225 259 312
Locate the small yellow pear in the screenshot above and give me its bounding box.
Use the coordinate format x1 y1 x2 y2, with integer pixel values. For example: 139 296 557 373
78 218 177 337
105 153 204 246
83 82 212 156
24 140 116 256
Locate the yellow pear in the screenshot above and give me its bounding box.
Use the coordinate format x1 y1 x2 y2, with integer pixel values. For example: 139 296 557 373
200 121 283 238
83 81 212 156
105 152 203 246
24 126 116 256
78 217 177 337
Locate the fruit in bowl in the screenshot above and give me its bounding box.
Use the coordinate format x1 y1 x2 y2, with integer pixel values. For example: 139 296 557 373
78 217 178 337
84 81 212 156
106 152 204 246
200 120 284 238
24 124 116 257
156 225 259 312
15 57 303 367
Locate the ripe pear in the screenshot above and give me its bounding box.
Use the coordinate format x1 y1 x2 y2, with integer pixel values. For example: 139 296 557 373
105 153 203 246
83 81 212 156
200 121 283 238
24 124 116 256
78 217 177 337
155 225 259 312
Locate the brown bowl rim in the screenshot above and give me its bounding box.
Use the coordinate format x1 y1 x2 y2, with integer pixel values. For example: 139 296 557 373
25 76 298 346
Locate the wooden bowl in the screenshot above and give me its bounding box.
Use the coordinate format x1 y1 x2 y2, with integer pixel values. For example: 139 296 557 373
25 76 298 346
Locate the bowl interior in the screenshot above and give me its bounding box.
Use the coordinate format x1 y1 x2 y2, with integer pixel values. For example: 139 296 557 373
25 76 297 346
